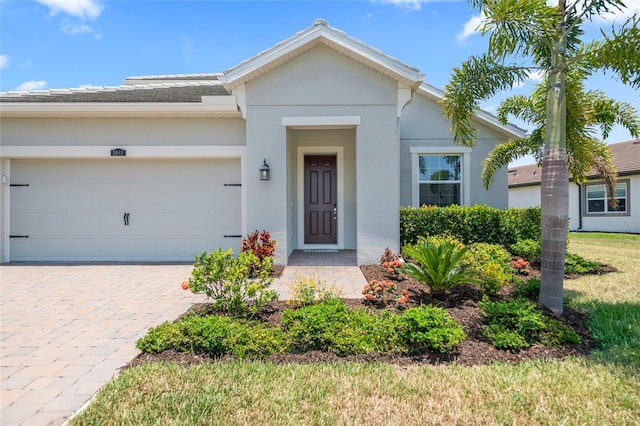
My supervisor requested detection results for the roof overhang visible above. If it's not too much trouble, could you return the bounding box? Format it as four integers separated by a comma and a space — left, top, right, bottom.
0, 97, 241, 118
417, 83, 527, 140
219, 19, 425, 91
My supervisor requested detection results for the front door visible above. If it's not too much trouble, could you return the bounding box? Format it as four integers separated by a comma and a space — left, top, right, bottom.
304, 155, 337, 244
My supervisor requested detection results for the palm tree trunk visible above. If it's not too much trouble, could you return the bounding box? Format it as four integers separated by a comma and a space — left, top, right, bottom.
539, 6, 568, 315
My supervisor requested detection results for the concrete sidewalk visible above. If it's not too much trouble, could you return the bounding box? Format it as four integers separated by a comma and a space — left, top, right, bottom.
1, 262, 366, 425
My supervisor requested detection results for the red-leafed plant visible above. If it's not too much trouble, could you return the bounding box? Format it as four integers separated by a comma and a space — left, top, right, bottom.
241, 230, 276, 262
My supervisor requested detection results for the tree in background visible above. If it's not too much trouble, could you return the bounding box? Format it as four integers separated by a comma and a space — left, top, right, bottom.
442, 0, 640, 314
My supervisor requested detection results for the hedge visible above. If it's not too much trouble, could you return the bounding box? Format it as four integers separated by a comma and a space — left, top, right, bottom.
400, 205, 541, 248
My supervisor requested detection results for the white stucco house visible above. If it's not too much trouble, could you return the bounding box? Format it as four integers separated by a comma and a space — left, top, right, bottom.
0, 19, 524, 264
509, 139, 640, 234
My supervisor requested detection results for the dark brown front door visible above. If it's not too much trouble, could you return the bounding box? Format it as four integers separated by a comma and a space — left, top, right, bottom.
304, 155, 337, 244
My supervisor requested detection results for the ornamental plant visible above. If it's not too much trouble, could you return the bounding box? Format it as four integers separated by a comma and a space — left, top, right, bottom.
287, 273, 344, 306
188, 248, 278, 318
361, 280, 410, 308
241, 230, 276, 262
380, 247, 404, 279
512, 258, 531, 275
399, 238, 478, 297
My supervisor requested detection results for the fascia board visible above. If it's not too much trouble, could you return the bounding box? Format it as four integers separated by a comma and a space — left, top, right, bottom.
0, 98, 240, 118
417, 84, 527, 140
221, 24, 424, 89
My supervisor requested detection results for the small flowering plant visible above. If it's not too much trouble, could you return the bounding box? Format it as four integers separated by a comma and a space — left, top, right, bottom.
380, 248, 404, 279
396, 289, 410, 308
511, 258, 530, 275
362, 280, 410, 308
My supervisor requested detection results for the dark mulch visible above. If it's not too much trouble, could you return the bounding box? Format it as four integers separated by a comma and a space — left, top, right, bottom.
127, 263, 608, 370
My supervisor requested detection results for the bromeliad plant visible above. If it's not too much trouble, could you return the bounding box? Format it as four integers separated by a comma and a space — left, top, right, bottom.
186, 248, 278, 318
399, 238, 478, 297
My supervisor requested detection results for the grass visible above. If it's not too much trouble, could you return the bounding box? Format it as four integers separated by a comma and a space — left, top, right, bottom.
71, 233, 640, 425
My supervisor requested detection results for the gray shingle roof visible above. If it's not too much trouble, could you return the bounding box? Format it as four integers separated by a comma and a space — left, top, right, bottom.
508, 139, 640, 187
0, 81, 228, 103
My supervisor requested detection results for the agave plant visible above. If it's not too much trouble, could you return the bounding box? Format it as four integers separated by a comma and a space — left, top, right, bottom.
400, 239, 478, 297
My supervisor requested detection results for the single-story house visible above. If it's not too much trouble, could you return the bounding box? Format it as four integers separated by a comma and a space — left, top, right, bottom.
0, 19, 524, 264
508, 139, 640, 234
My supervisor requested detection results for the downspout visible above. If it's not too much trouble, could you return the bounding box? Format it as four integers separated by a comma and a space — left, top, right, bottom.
576, 183, 582, 230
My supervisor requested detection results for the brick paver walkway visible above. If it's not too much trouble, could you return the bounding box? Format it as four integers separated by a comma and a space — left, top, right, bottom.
1, 261, 365, 425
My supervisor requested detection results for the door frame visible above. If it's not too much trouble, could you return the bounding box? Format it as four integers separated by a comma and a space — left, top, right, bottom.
297, 146, 344, 250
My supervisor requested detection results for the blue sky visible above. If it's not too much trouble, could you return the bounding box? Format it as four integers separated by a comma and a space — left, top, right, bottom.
1, 0, 638, 164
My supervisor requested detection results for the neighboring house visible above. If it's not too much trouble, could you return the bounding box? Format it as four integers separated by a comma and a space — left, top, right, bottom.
0, 19, 524, 264
508, 139, 640, 234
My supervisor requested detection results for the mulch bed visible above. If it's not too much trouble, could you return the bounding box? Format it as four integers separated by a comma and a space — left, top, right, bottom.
127, 263, 613, 369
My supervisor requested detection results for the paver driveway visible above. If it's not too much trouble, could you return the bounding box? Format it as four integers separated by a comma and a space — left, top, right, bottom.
1, 261, 366, 425
1, 264, 202, 426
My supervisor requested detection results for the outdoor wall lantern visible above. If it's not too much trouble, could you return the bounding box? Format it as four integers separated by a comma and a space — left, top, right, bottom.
260, 159, 271, 180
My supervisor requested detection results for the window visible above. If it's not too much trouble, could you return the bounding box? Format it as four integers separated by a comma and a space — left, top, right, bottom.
418, 155, 461, 207
410, 147, 471, 208
584, 180, 629, 215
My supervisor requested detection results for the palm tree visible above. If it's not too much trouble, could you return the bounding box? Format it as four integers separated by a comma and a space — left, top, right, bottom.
442, 0, 640, 314
482, 67, 639, 196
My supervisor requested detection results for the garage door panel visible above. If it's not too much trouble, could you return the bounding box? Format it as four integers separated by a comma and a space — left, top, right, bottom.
10, 159, 242, 261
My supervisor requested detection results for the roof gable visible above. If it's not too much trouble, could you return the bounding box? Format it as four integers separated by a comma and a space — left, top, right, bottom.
416, 83, 526, 140
219, 19, 425, 91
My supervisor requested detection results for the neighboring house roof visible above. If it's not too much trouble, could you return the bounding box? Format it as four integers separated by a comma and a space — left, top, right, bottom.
508, 138, 640, 187
219, 18, 425, 91
417, 83, 527, 140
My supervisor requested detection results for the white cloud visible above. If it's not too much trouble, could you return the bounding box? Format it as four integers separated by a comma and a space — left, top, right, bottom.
547, 0, 639, 22
36, 0, 103, 20
512, 80, 525, 89
595, 0, 640, 21
376, 0, 454, 11
378, 0, 424, 10
16, 80, 47, 91
527, 70, 545, 82
0, 54, 9, 69
457, 15, 484, 42
181, 36, 193, 53
61, 23, 94, 35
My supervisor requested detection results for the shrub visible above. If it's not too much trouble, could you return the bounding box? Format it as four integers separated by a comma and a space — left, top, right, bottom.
514, 278, 541, 299
511, 258, 531, 275
280, 299, 405, 355
287, 273, 344, 306
477, 262, 513, 295
565, 253, 601, 274
478, 297, 581, 350
241, 230, 276, 262
361, 280, 409, 308
465, 243, 515, 294
400, 205, 540, 248
398, 305, 467, 353
188, 248, 278, 318
225, 322, 291, 358
380, 247, 404, 279
136, 315, 290, 358
510, 239, 541, 263
400, 238, 478, 296
136, 315, 233, 355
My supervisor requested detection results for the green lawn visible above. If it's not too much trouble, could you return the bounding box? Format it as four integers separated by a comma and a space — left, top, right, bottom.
71, 233, 640, 425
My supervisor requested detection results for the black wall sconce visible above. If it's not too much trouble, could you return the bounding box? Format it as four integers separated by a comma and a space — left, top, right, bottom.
260, 159, 271, 180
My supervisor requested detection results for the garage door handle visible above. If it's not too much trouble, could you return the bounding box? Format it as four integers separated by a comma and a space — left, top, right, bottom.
123, 212, 130, 226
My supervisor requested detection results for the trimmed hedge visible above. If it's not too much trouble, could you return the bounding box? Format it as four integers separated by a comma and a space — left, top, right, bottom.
400, 205, 540, 248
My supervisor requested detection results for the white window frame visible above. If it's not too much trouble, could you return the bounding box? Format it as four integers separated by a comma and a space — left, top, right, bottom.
583, 180, 630, 216
410, 147, 471, 207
